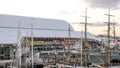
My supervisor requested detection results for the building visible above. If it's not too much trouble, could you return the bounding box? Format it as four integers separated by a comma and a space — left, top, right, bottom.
0, 14, 98, 48
0, 14, 100, 66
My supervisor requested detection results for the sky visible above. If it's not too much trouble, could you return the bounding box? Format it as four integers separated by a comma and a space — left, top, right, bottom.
0, 0, 120, 36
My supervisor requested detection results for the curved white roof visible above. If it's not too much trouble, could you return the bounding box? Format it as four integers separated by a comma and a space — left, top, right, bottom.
0, 14, 96, 43
0, 14, 74, 30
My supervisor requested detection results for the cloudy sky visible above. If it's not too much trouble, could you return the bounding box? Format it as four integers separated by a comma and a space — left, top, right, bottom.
0, 0, 120, 36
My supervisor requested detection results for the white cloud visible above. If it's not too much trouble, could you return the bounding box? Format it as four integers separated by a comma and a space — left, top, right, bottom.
0, 0, 120, 36
85, 0, 120, 9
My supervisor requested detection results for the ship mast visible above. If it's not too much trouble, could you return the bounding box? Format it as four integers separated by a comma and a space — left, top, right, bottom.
82, 8, 90, 66
104, 9, 114, 67
68, 23, 71, 60
73, 8, 90, 66
80, 30, 83, 66
31, 19, 34, 68
17, 22, 21, 67
25, 32, 28, 68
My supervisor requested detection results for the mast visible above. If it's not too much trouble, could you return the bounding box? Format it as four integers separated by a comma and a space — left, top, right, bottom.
74, 8, 91, 66
68, 23, 71, 48
17, 22, 21, 67
84, 8, 88, 67
80, 30, 83, 66
107, 9, 111, 67
104, 9, 114, 67
68, 23, 71, 59
25, 32, 28, 68
31, 19, 34, 68
82, 8, 89, 66
85, 8, 87, 40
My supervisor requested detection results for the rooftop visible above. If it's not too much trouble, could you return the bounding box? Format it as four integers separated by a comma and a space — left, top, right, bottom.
0, 14, 96, 43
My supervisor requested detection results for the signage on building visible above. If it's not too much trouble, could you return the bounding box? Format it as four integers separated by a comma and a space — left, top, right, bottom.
23, 40, 60, 45
22, 39, 76, 46
60, 40, 76, 45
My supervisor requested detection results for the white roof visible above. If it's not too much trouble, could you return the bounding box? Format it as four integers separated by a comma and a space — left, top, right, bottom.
30, 30, 96, 39
0, 14, 74, 30
0, 14, 96, 43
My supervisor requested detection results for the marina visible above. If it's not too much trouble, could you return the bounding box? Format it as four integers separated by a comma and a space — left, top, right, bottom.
0, 0, 120, 67
0, 13, 120, 68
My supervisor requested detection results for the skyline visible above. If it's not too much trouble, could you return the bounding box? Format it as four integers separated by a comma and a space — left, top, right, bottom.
0, 0, 120, 36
